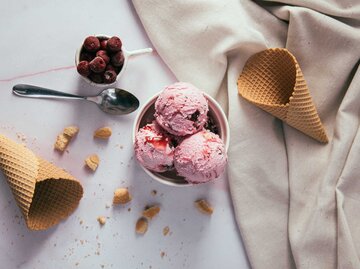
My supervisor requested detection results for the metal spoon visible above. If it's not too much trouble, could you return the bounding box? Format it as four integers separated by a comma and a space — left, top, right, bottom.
12, 84, 140, 115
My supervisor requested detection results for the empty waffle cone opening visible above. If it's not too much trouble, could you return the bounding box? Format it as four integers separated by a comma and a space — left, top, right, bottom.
237, 48, 328, 143
239, 49, 297, 107
0, 135, 83, 230
27, 178, 83, 230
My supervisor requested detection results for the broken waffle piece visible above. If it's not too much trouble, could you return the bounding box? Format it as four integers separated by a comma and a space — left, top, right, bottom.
54, 126, 79, 152
85, 154, 100, 171
97, 216, 106, 225
113, 188, 132, 205
63, 126, 79, 137
135, 217, 148, 234
142, 205, 160, 220
195, 199, 213, 215
94, 127, 112, 139
54, 134, 69, 152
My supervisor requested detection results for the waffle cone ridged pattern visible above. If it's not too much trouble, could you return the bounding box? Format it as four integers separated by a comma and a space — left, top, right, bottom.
237, 48, 328, 143
0, 135, 83, 230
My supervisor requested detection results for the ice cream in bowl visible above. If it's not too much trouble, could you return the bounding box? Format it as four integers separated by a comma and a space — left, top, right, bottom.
132, 82, 229, 187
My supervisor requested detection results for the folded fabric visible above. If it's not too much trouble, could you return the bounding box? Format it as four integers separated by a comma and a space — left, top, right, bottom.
132, 0, 360, 268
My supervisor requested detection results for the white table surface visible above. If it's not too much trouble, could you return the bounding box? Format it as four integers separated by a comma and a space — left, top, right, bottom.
0, 1, 250, 268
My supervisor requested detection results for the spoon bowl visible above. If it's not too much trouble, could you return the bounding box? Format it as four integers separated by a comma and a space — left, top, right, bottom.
98, 88, 139, 115
13, 84, 140, 115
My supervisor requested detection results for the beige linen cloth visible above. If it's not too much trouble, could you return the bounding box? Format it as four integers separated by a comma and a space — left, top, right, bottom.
132, 1, 360, 268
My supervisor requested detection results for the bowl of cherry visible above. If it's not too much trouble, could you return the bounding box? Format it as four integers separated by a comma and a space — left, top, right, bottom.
75, 35, 153, 86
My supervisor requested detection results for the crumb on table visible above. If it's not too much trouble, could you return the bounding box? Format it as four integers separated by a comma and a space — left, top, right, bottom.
85, 154, 100, 171
54, 126, 79, 152
97, 216, 106, 225
194, 199, 213, 215
54, 134, 68, 152
63, 126, 79, 137
135, 217, 148, 235
94, 127, 112, 139
113, 188, 132, 205
163, 226, 170, 236
151, 190, 157, 196
142, 205, 160, 220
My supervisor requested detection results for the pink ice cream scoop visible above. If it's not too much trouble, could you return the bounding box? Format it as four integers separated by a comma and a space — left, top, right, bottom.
174, 130, 227, 183
154, 82, 209, 136
134, 122, 175, 172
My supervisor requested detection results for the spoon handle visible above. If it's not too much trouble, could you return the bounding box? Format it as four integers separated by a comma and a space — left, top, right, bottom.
13, 84, 85, 100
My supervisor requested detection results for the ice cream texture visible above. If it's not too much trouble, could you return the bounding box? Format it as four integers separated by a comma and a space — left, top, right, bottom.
134, 122, 175, 172
155, 82, 209, 136
174, 130, 227, 183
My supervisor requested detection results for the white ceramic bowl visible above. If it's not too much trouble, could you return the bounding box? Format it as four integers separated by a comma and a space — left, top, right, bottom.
132, 92, 230, 187
75, 34, 153, 86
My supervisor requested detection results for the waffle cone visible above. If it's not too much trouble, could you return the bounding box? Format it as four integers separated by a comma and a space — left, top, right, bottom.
0, 135, 83, 230
237, 48, 328, 143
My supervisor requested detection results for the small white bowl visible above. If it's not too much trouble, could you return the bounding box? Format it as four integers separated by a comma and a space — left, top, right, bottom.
132, 92, 230, 187
75, 34, 153, 86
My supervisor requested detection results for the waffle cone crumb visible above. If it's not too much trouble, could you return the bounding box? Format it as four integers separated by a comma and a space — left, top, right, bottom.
113, 188, 132, 205
163, 226, 170, 236
135, 217, 148, 234
94, 127, 112, 139
97, 216, 106, 225
195, 199, 213, 215
63, 126, 79, 137
142, 205, 160, 220
54, 134, 69, 152
54, 126, 79, 152
85, 154, 100, 171
151, 190, 157, 196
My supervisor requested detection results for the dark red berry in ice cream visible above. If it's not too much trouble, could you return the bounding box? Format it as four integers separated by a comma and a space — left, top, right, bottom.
100, 39, 108, 50
77, 61, 90, 76
103, 70, 117, 84
111, 51, 125, 67
107, 36, 122, 52
89, 57, 106, 73
89, 73, 103, 84
204, 116, 219, 135
80, 51, 95, 62
96, 50, 110, 64
83, 36, 100, 52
